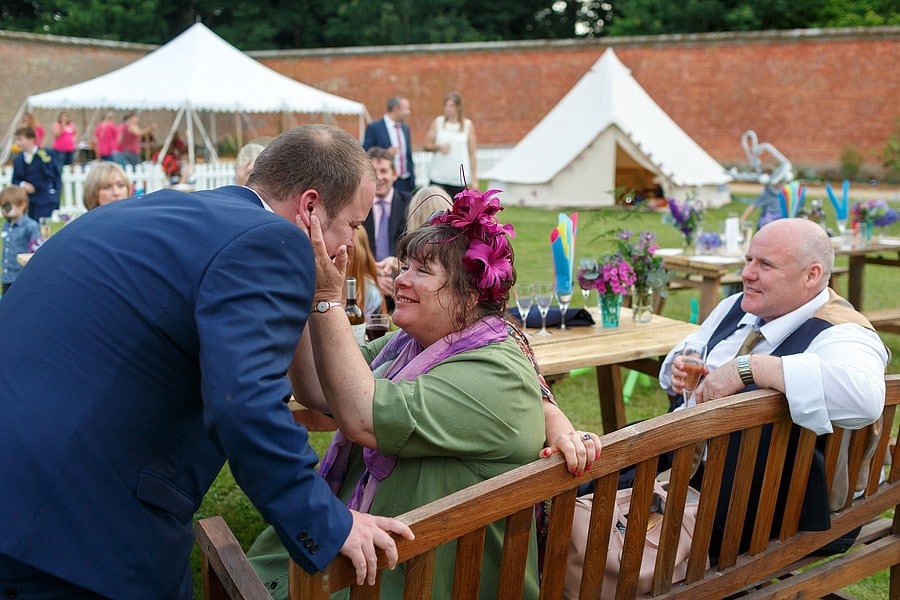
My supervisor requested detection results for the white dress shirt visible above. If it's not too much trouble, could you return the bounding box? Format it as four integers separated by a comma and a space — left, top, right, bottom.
660, 289, 888, 435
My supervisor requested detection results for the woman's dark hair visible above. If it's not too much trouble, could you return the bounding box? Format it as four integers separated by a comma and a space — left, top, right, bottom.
396, 223, 515, 329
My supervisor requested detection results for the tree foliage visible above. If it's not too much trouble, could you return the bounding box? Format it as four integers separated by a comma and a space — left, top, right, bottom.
1, 0, 896, 49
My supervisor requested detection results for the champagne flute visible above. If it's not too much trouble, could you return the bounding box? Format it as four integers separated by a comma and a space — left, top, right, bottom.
535, 282, 554, 337
514, 283, 535, 334
556, 281, 573, 330
681, 341, 707, 407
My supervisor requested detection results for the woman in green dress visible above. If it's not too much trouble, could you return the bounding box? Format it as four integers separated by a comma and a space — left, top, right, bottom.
249, 188, 600, 598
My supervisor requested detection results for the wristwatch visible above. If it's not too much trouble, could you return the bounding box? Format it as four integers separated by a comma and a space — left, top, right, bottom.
313, 300, 342, 313
736, 354, 755, 386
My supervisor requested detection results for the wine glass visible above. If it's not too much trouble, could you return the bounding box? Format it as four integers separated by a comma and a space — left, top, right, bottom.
556, 282, 573, 330
514, 283, 535, 334
681, 341, 707, 407
534, 282, 555, 337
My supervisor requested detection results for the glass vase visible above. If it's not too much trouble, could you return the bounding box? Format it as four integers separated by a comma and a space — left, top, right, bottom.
631, 285, 653, 324
600, 294, 623, 328
683, 228, 700, 256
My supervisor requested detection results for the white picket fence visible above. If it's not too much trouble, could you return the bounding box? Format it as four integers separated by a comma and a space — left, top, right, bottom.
0, 148, 510, 218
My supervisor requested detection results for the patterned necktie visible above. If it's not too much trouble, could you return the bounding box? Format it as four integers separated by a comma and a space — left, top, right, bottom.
736, 326, 765, 356
394, 122, 406, 178
375, 199, 390, 260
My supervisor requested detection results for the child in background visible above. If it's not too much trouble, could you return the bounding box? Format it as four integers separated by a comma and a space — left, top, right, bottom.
1, 186, 43, 295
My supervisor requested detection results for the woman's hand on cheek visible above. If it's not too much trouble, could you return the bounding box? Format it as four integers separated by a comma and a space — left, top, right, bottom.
308, 214, 347, 301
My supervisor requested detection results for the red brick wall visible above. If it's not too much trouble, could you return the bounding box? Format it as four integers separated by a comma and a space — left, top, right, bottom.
2, 27, 898, 175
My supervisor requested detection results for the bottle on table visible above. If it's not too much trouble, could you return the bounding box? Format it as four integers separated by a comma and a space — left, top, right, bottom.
345, 277, 366, 344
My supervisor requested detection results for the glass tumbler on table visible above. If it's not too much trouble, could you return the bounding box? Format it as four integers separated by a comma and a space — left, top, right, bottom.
365, 314, 391, 341
534, 282, 555, 337
681, 341, 707, 406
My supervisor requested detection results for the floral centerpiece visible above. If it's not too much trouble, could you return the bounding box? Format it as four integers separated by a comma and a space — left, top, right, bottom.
852, 199, 898, 242
852, 199, 898, 227
666, 196, 705, 253
614, 229, 669, 322
576, 253, 636, 327
697, 232, 723, 254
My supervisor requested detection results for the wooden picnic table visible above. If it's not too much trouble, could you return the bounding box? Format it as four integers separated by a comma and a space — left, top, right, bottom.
661, 237, 900, 321
528, 306, 698, 433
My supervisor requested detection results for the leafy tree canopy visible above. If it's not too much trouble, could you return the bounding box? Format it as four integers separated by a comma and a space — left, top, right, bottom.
1, 0, 896, 49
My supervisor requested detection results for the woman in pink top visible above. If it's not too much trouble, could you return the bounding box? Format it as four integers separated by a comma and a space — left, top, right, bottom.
115, 112, 155, 167
93, 112, 121, 161
51, 111, 78, 167
21, 113, 45, 147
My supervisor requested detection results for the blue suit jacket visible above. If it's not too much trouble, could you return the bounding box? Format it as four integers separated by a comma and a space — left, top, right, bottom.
12, 148, 60, 219
363, 117, 415, 182
0, 186, 351, 598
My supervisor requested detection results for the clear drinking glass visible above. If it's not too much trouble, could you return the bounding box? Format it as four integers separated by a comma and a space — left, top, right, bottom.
681, 341, 707, 406
556, 282, 573, 330
535, 282, 555, 337
514, 283, 535, 334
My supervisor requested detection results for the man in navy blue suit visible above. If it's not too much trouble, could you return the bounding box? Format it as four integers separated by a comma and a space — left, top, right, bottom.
363, 96, 415, 195
11, 126, 60, 220
0, 124, 413, 599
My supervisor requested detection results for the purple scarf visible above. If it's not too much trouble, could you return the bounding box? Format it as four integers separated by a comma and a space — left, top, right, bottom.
317, 316, 508, 512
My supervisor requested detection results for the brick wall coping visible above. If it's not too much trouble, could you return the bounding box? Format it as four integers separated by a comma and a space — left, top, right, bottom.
1, 25, 896, 57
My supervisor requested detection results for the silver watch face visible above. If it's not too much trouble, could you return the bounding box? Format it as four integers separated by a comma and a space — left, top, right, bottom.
315, 301, 337, 313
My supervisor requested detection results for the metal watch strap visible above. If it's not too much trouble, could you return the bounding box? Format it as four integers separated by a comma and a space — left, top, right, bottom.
736, 354, 754, 386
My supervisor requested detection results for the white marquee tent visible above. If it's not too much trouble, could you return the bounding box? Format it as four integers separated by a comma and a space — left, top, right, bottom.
485, 48, 731, 208
1, 23, 369, 165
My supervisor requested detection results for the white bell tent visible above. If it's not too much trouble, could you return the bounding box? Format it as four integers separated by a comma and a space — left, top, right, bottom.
485, 48, 731, 208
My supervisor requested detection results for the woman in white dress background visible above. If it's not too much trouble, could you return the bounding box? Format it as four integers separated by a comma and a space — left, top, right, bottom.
424, 91, 478, 198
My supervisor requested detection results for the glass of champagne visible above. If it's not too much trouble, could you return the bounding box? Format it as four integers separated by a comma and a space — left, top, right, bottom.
535, 282, 555, 337
556, 281, 573, 330
39, 217, 52, 239
681, 341, 707, 406
514, 283, 535, 334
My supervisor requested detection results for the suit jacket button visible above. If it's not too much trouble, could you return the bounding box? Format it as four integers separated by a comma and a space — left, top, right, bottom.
310, 544, 319, 554
297, 530, 308, 542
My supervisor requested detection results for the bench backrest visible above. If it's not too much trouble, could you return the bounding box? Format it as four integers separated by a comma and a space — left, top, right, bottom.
283, 375, 899, 599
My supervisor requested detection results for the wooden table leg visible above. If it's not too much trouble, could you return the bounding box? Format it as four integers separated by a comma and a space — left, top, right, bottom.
596, 365, 625, 433
848, 255, 866, 310
698, 276, 721, 323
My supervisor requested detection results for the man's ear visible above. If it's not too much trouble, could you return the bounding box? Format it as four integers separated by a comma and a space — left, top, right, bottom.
294, 189, 320, 229
807, 262, 824, 287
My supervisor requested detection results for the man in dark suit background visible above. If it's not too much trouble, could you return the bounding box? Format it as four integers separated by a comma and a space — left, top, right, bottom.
11, 126, 60, 220
363, 147, 410, 262
363, 96, 415, 195
0, 124, 412, 599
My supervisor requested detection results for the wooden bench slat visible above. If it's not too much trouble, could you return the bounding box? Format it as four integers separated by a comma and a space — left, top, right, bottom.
403, 552, 434, 600
777, 428, 818, 541
536, 489, 576, 600
496, 507, 533, 598
451, 528, 485, 599
719, 425, 763, 568
575, 473, 618, 599
749, 418, 791, 556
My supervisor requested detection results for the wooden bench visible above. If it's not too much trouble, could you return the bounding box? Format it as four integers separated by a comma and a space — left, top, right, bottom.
195, 375, 900, 599
865, 308, 900, 335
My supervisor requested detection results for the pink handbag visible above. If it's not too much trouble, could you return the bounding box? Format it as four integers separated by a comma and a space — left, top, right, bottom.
564, 481, 703, 599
